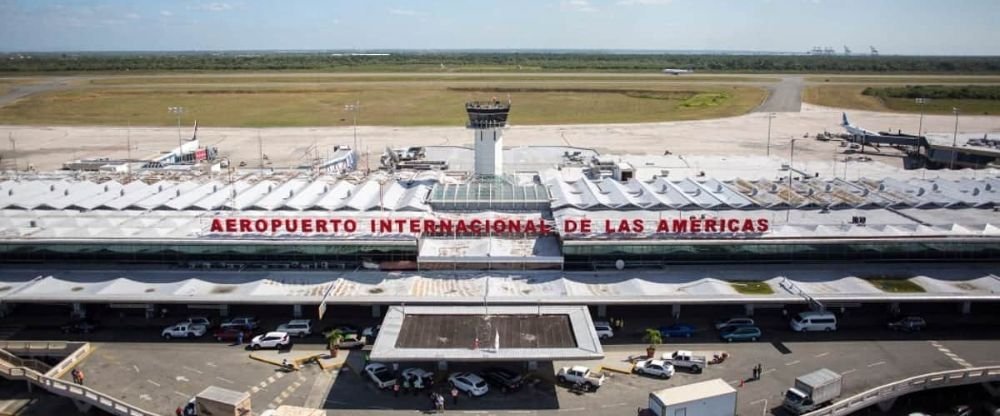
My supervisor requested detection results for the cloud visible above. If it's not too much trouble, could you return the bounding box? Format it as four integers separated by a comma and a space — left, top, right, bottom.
124, 12, 140, 19
160, 10, 173, 17
190, 2, 234, 12
561, 0, 598, 12
388, 8, 426, 16
616, 0, 671, 5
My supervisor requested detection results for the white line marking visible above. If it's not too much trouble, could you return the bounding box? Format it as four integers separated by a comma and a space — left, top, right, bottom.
182, 366, 204, 375
251, 386, 260, 393
216, 376, 234, 384
727, 379, 740, 385
205, 362, 217, 367
259, 381, 267, 388
559, 408, 585, 412
146, 379, 161, 387
868, 361, 886, 368
132, 365, 140, 373
174, 391, 188, 398
814, 352, 829, 358
785, 360, 801, 366
763, 368, 776, 374
267, 376, 276, 383
750, 399, 765, 405
842, 368, 857, 375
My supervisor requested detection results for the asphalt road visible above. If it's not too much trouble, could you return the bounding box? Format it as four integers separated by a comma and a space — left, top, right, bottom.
0, 77, 79, 108
755, 76, 804, 113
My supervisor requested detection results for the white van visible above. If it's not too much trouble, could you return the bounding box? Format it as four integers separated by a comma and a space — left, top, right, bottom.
790, 311, 837, 332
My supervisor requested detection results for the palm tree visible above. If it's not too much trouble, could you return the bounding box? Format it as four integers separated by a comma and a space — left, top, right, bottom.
642, 328, 663, 358
325, 329, 344, 358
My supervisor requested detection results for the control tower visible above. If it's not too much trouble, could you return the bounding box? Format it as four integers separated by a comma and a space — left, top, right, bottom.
466, 99, 510, 177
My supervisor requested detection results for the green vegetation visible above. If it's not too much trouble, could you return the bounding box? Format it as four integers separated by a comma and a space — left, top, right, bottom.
2, 52, 999, 73
862, 85, 1000, 100
642, 328, 663, 347
865, 277, 926, 293
807, 75, 1000, 83
0, 80, 767, 127
804, 84, 1000, 115
729, 281, 775, 295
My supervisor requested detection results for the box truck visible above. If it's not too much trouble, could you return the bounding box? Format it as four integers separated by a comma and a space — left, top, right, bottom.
644, 378, 737, 416
783, 368, 843, 414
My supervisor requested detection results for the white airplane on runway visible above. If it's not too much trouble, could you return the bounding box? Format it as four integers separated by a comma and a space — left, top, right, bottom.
662, 68, 693, 75
841, 113, 879, 137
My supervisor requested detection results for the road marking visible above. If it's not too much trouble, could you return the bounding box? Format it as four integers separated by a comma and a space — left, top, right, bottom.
558, 408, 585, 412
132, 365, 140, 373
814, 352, 829, 358
930, 341, 973, 368
146, 379, 161, 387
274, 397, 284, 405
183, 366, 204, 375
785, 360, 800, 366
205, 362, 217, 367
138, 393, 151, 401
509, 412, 532, 414
750, 399, 766, 405
267, 376, 276, 383
251, 386, 260, 393
867, 361, 886, 368
842, 368, 857, 375
727, 379, 740, 385
176, 375, 189, 383
216, 376, 234, 384
763, 368, 776, 374
174, 391, 188, 398
259, 381, 267, 388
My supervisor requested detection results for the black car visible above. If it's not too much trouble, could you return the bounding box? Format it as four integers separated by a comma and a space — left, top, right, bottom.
60, 319, 98, 334
482, 367, 524, 392
887, 316, 926, 332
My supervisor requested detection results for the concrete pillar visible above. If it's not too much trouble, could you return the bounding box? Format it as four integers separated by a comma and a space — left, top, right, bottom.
888, 302, 901, 315
877, 397, 897, 413
437, 361, 448, 372
144, 304, 156, 320
744, 304, 755, 317
372, 305, 382, 318
527, 361, 539, 371
596, 305, 607, 318
293, 304, 303, 318
220, 304, 230, 318
961, 301, 972, 315
71, 303, 85, 319
671, 304, 681, 320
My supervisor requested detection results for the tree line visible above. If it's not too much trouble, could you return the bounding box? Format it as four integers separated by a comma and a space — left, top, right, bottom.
2, 52, 1000, 73
862, 85, 1000, 100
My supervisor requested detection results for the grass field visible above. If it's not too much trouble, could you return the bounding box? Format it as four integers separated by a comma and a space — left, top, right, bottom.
802, 84, 1000, 115
86, 73, 779, 85
806, 75, 1000, 84
730, 281, 774, 295
865, 278, 926, 293
0, 77, 767, 127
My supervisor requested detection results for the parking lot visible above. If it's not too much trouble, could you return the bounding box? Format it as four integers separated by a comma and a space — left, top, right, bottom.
0, 302, 998, 415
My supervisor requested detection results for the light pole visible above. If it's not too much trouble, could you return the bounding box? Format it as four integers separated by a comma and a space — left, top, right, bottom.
345, 100, 360, 151
766, 112, 776, 156
915, 97, 929, 138
950, 107, 960, 169
7, 133, 16, 173
786, 138, 798, 223
167, 106, 185, 162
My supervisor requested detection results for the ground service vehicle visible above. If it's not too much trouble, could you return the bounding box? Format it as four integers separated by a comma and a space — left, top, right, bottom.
783, 368, 843, 414
448, 372, 489, 397
162, 323, 207, 339
556, 366, 606, 390
662, 350, 707, 373
790, 311, 837, 332
364, 363, 396, 389
193, 386, 251, 416
633, 359, 675, 379
250, 331, 291, 350
645, 378, 737, 416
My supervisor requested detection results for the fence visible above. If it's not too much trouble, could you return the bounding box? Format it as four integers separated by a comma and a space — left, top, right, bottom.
803, 366, 1000, 416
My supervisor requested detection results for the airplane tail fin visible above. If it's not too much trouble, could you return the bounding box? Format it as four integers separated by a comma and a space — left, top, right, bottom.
841, 113, 849, 126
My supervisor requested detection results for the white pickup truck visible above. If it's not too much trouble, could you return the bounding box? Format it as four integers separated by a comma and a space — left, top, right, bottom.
162, 323, 207, 339
662, 350, 707, 373
556, 366, 606, 391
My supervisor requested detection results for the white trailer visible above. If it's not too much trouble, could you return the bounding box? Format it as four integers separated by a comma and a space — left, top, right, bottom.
646, 378, 737, 416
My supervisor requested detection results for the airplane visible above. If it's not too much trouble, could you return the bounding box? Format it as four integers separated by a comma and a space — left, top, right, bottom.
841, 113, 879, 138
662, 68, 693, 75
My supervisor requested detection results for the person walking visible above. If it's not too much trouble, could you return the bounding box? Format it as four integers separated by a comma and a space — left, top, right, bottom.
71, 368, 81, 384
451, 387, 459, 405
393, 382, 400, 397
756, 363, 763, 380
436, 393, 445, 413
237, 331, 244, 345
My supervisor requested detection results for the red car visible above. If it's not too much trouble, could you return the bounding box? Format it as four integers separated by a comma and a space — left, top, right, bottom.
213, 327, 253, 342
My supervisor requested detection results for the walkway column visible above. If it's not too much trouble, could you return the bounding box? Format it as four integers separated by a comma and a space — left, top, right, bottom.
71, 303, 85, 319
293, 304, 303, 319
596, 305, 607, 319
372, 305, 382, 318
888, 302, 901, 315
219, 304, 230, 318
960, 301, 972, 315
144, 304, 155, 320
437, 361, 448, 372
527, 361, 539, 371
744, 304, 755, 317
671, 304, 681, 320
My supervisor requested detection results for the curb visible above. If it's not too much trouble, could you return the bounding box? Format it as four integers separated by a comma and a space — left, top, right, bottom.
249, 352, 326, 371
599, 363, 634, 375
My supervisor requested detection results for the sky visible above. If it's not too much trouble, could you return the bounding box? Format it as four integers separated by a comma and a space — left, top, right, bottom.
0, 0, 998, 55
